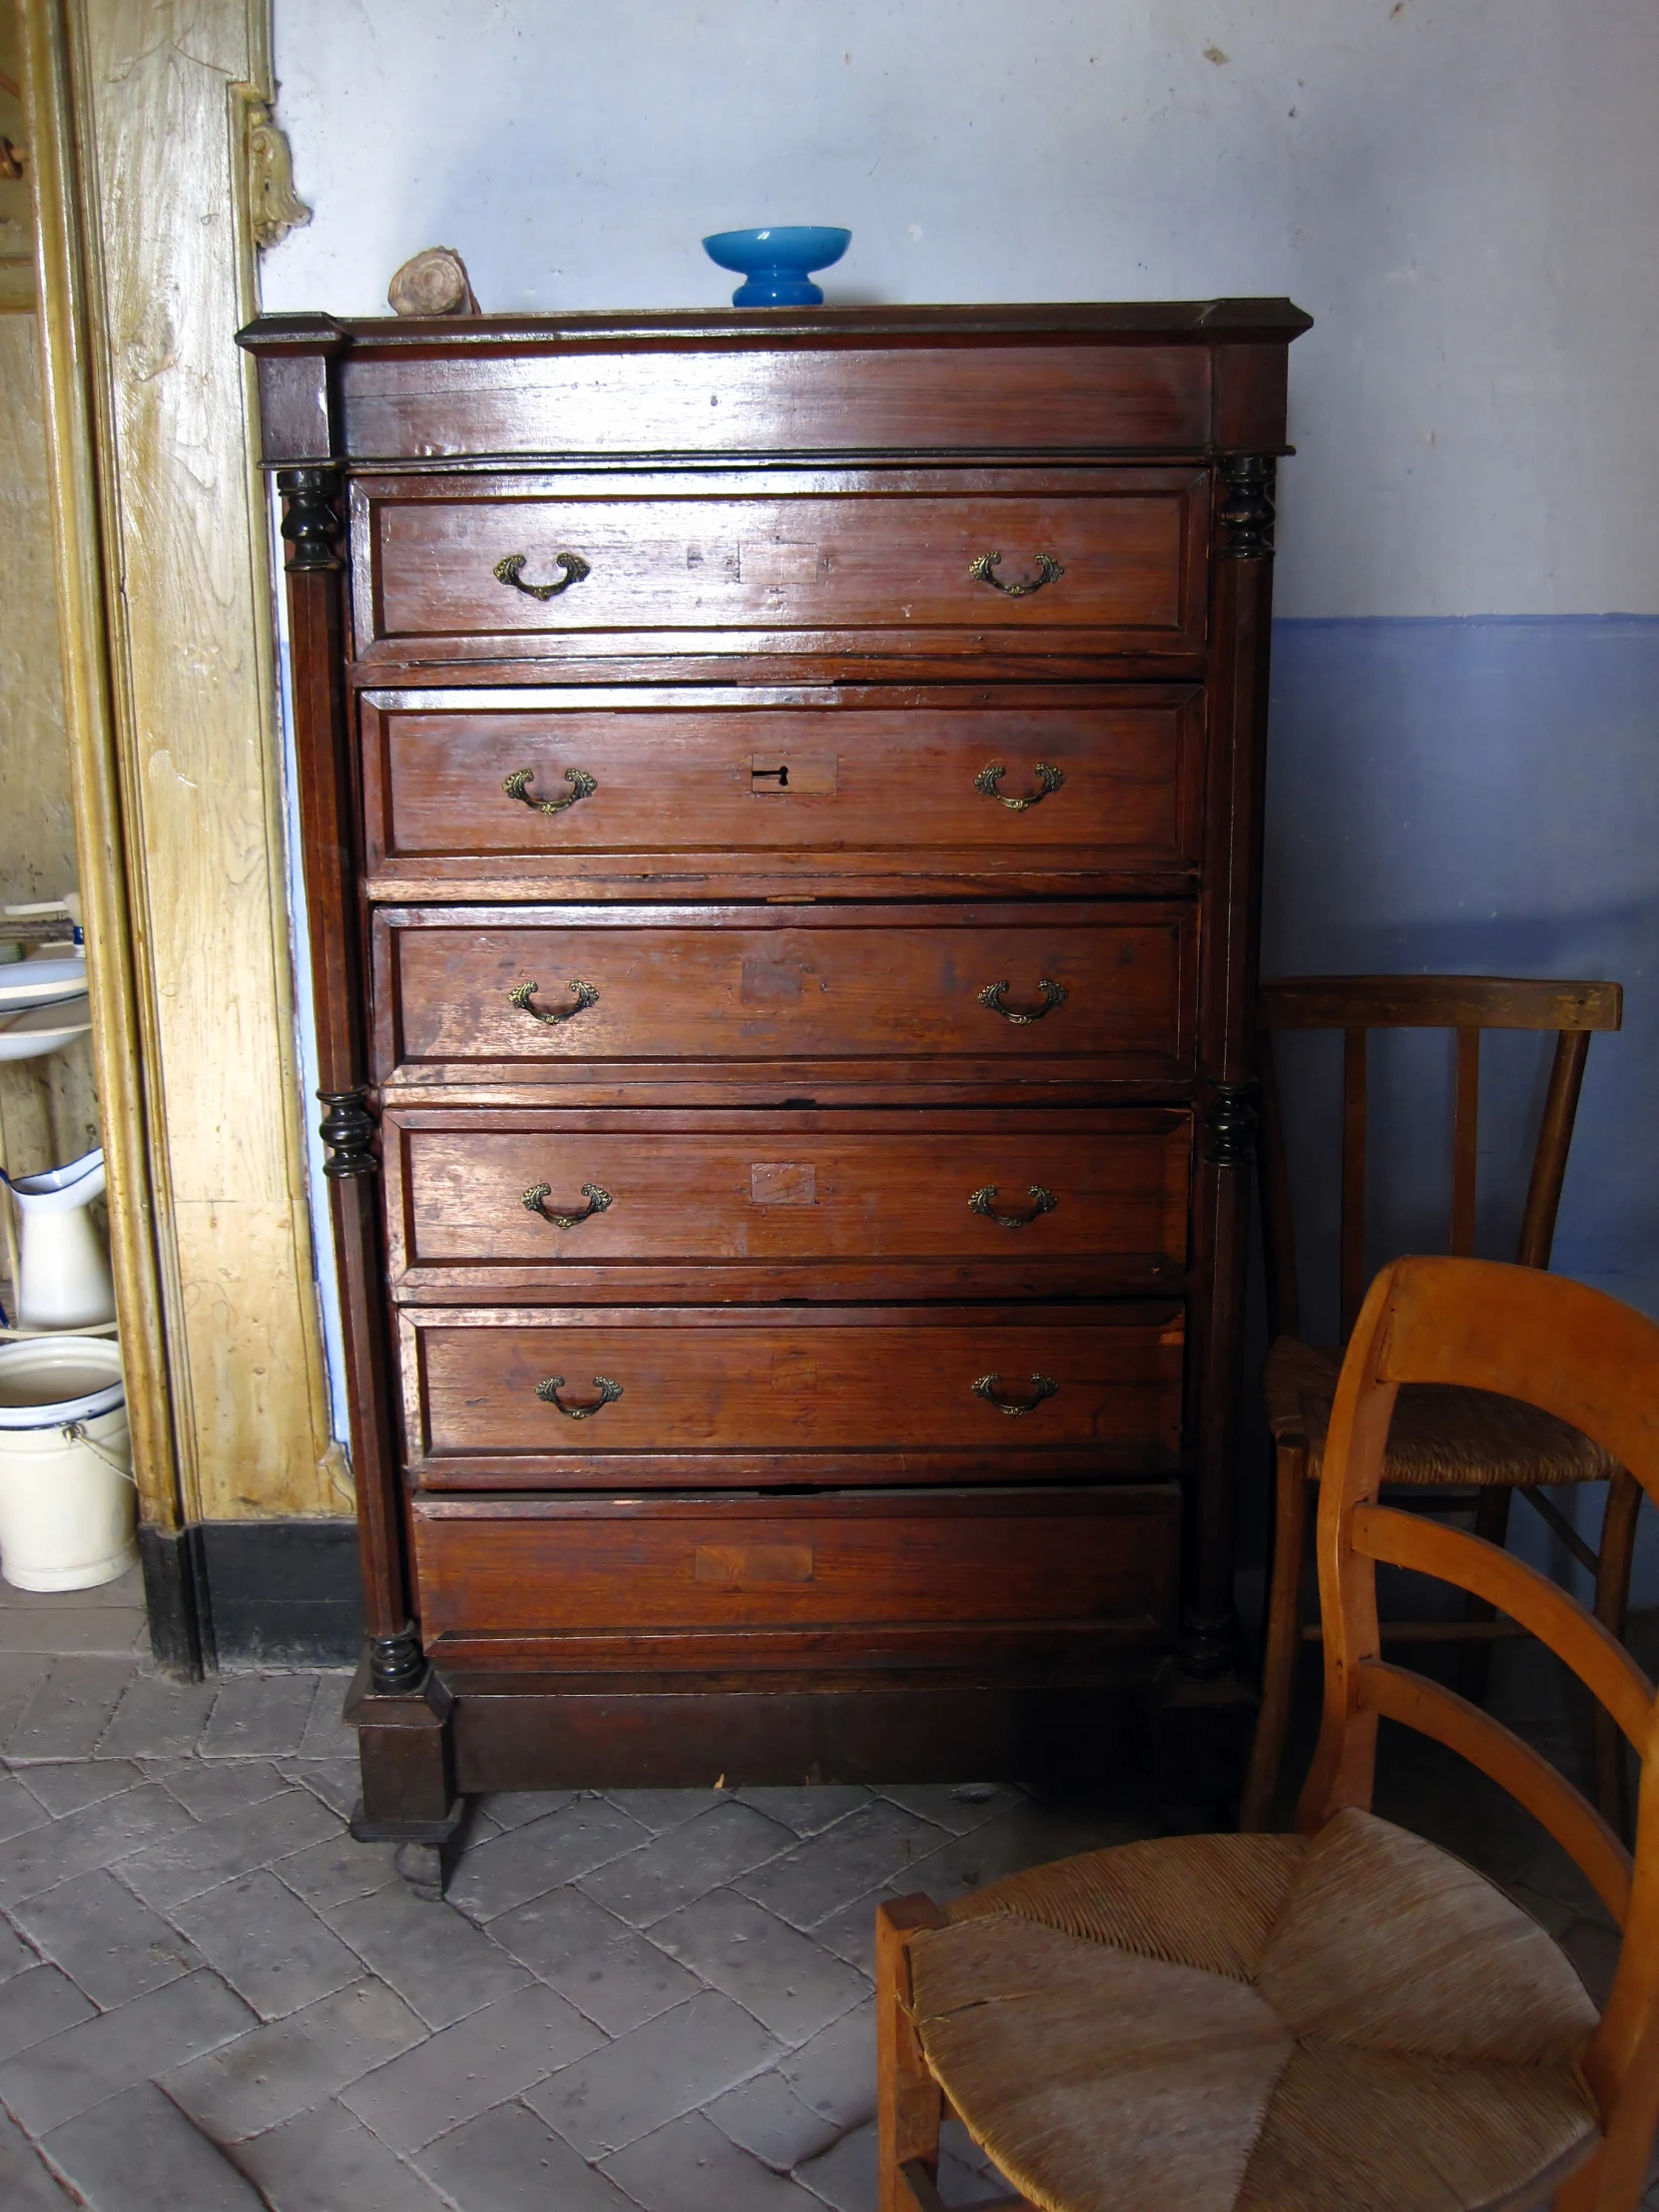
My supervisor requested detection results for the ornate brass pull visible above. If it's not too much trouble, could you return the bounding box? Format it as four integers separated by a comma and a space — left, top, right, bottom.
971, 1372, 1059, 1416
508, 978, 600, 1026
969, 1184, 1058, 1230
968, 551, 1064, 599
504, 767, 598, 816
536, 1374, 623, 1420
494, 551, 592, 600
974, 762, 1065, 813
523, 1182, 613, 1229
978, 978, 1067, 1025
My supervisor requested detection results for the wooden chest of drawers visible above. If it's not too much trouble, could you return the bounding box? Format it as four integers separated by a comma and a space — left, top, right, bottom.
242, 300, 1309, 1862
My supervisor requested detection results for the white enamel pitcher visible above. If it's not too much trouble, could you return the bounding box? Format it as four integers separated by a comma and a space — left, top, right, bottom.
1, 1146, 116, 1329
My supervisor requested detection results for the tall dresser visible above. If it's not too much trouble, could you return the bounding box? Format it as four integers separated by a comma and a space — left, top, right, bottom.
242, 300, 1310, 1884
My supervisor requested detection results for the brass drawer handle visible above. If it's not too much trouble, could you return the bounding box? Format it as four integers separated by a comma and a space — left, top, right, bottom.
523, 1182, 613, 1229
969, 1183, 1057, 1229
971, 1372, 1058, 1416
536, 1374, 623, 1420
509, 978, 600, 1026
968, 550, 1064, 599
494, 550, 592, 600
979, 978, 1067, 1025
504, 767, 598, 816
974, 762, 1064, 813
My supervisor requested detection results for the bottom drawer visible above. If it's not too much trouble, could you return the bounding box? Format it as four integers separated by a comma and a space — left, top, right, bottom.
412, 1485, 1180, 1656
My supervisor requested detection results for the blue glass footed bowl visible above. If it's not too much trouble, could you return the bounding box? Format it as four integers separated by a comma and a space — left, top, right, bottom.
702, 227, 851, 307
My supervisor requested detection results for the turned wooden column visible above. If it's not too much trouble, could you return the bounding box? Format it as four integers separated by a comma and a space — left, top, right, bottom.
1182, 451, 1278, 1679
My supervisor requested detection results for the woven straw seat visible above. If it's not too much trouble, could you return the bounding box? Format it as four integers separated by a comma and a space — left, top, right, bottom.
1263, 1336, 1620, 1488
908, 1808, 1599, 2212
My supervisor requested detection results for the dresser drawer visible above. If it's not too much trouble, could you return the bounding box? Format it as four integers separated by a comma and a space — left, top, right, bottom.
399, 1304, 1185, 1488
372, 901, 1197, 1092
350, 470, 1208, 664
412, 1485, 1182, 1646
360, 685, 1204, 894
382, 1106, 1190, 1301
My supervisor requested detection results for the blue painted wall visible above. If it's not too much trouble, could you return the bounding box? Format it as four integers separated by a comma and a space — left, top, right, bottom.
1255, 614, 1659, 1595
1264, 615, 1659, 1317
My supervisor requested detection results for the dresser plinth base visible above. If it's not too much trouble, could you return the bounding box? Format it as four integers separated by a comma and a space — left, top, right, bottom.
438, 1668, 1156, 1797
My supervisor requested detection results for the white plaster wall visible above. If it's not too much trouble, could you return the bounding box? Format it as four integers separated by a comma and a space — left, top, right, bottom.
261, 0, 1659, 620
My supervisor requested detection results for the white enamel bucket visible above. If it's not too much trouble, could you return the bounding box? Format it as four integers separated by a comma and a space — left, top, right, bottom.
0, 1337, 135, 1590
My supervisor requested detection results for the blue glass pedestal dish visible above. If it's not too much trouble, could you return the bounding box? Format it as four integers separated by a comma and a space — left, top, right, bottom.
702, 227, 851, 307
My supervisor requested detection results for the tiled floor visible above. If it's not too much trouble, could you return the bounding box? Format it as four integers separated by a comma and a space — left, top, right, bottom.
0, 1571, 1648, 2211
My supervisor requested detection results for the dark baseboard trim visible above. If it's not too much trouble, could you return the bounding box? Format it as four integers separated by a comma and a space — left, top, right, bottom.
139, 1518, 362, 1676
137, 1523, 207, 1681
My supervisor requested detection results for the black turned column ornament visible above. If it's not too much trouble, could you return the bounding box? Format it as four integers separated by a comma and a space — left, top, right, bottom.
277, 464, 343, 572
317, 1088, 378, 1180
1178, 1608, 1236, 1681
1204, 1082, 1259, 1168
1217, 453, 1277, 560
368, 1624, 426, 1695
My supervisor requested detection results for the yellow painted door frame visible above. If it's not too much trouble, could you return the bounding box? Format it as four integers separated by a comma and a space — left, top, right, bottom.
20, 0, 338, 1666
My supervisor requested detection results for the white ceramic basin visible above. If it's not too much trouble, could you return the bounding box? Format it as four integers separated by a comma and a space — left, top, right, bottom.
0, 954, 88, 1011
0, 997, 92, 1062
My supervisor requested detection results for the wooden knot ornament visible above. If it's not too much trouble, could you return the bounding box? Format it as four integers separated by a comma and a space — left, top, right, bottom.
386, 246, 479, 316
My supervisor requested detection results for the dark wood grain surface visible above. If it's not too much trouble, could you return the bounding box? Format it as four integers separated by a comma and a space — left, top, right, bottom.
359, 686, 1204, 886
341, 343, 1214, 461
399, 1302, 1185, 1486
412, 1483, 1182, 1639
244, 299, 1307, 1806
349, 468, 1208, 664
386, 1111, 1189, 1272
373, 901, 1195, 1083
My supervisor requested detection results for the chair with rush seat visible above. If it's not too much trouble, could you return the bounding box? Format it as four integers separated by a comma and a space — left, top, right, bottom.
1241, 973, 1632, 1835
876, 1256, 1659, 2212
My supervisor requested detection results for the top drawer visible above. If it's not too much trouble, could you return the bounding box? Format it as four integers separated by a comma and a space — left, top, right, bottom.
348, 469, 1209, 666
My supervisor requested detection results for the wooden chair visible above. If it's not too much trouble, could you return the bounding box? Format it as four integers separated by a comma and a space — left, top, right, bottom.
1242, 974, 1633, 1835
877, 1256, 1659, 2212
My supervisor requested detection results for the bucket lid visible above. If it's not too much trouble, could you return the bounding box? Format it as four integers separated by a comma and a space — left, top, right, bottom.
0, 1337, 125, 1428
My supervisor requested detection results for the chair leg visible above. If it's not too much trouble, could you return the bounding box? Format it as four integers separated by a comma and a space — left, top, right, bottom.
1593, 1468, 1643, 1838
1458, 1487, 1514, 1704
1241, 1440, 1310, 1833
877, 1897, 946, 2212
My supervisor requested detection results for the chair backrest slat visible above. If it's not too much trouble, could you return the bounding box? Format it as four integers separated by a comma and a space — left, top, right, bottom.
1340, 1028, 1369, 1341
1355, 1660, 1634, 1924
1258, 974, 1622, 1346
1299, 1255, 1659, 2207
1355, 1503, 1655, 1749
1257, 1034, 1301, 1342
1260, 975, 1622, 1032
1450, 1027, 1480, 1257
1518, 1027, 1593, 1269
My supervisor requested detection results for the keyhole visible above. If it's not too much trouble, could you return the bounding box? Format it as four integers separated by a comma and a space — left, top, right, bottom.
776, 765, 790, 787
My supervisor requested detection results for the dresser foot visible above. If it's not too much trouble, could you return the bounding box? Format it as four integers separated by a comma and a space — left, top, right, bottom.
343, 1647, 459, 1882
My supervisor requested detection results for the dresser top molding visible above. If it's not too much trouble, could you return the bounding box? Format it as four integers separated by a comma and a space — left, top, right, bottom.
238, 299, 1312, 469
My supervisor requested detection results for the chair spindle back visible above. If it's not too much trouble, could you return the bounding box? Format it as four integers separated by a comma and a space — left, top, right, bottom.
1258, 975, 1622, 1344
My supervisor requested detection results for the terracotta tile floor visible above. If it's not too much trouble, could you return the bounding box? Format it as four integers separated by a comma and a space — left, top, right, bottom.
0, 1567, 1649, 2211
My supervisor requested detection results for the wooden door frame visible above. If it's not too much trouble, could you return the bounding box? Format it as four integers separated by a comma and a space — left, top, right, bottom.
20, 0, 336, 1673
